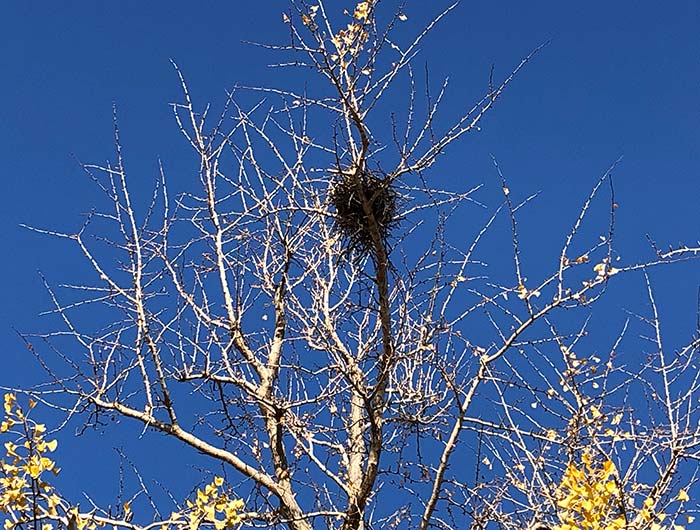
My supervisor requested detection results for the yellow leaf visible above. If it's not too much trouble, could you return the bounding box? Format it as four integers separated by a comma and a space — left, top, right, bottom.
398, 13, 408, 21
46, 439, 58, 452
4, 394, 16, 415
4, 442, 18, 457
604, 480, 618, 494
354, 1, 370, 21
602, 459, 616, 475
214, 476, 224, 487
516, 284, 528, 299
48, 493, 61, 508
609, 516, 626, 530
28, 464, 42, 478
676, 489, 690, 502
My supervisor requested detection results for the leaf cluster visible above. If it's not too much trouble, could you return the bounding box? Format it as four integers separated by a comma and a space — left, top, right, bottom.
0, 395, 244, 530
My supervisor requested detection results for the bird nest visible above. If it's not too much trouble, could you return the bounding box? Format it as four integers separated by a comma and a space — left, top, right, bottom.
329, 169, 400, 260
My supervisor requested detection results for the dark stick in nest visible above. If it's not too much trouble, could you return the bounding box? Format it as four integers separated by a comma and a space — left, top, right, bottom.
329, 169, 400, 261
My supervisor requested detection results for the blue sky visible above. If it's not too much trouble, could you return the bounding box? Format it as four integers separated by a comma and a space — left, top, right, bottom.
1, 0, 699, 519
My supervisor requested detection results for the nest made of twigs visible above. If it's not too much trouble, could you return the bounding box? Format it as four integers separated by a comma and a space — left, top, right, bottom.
329, 169, 400, 260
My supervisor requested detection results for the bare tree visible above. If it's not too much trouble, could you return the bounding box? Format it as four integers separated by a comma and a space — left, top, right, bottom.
5, 2, 700, 530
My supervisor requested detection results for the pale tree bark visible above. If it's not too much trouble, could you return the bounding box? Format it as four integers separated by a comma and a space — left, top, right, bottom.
13, 3, 700, 530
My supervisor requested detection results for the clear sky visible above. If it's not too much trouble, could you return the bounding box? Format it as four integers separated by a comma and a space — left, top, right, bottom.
1, 0, 699, 516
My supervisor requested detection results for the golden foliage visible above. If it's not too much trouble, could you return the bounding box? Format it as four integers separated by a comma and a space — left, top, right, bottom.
0, 393, 74, 530
552, 449, 689, 530
0, 394, 244, 530
180, 477, 244, 530
328, 1, 372, 71
553, 451, 623, 530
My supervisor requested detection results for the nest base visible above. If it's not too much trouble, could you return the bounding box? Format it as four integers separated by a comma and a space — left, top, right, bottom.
329, 170, 399, 260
